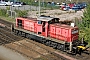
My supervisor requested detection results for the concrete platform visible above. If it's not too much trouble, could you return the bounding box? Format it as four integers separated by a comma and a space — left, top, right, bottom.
0, 46, 28, 60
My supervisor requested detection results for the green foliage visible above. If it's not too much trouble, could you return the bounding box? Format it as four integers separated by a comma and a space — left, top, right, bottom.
82, 5, 90, 28
79, 28, 90, 46
19, 0, 90, 4
15, 10, 28, 17
0, 9, 8, 17
79, 4, 90, 45
6, 6, 10, 10
19, 0, 34, 5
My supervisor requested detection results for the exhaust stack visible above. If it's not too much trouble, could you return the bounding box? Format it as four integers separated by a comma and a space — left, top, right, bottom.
71, 23, 75, 27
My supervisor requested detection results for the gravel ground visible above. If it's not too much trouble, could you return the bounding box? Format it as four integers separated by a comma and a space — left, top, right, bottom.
28, 9, 83, 21
0, 46, 28, 60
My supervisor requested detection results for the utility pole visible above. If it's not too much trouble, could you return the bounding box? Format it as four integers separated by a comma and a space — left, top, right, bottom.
39, 0, 40, 17
10, 5, 12, 18
43, 0, 44, 7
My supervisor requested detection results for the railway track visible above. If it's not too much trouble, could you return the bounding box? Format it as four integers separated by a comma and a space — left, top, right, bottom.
0, 18, 13, 27
1, 18, 89, 60
0, 26, 68, 60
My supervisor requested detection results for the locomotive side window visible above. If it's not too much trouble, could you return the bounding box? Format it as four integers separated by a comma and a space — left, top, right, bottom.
17, 19, 22, 27
38, 21, 42, 24
54, 18, 59, 23
48, 18, 59, 24
48, 20, 52, 24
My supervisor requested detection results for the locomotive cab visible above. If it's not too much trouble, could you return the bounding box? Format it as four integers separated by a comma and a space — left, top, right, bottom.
37, 16, 59, 37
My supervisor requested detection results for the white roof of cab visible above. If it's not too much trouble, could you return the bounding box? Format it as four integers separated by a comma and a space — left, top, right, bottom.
37, 16, 54, 22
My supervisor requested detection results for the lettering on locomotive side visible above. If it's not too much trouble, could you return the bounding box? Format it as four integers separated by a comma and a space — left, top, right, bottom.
72, 30, 78, 34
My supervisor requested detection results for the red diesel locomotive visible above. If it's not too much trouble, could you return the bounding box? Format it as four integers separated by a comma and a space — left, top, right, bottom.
12, 16, 88, 54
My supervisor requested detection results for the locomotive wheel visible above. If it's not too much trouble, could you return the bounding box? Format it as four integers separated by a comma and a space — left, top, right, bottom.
15, 30, 19, 35
45, 41, 51, 46
18, 31, 22, 36
71, 47, 77, 55
57, 44, 64, 51
21, 32, 25, 37
25, 33, 29, 38
57, 44, 61, 50
25, 33, 31, 39
41, 39, 46, 44
52, 42, 57, 49
78, 48, 82, 55
60, 45, 64, 51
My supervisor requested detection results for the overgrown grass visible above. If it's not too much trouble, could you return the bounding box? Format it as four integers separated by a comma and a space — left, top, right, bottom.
0, 16, 15, 23
20, 0, 90, 4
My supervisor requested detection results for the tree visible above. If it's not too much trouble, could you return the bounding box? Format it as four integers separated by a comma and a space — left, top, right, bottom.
82, 5, 90, 28
0, 9, 8, 17
79, 4, 90, 46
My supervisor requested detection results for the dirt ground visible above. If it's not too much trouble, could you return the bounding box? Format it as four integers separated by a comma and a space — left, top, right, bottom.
0, 46, 28, 60
28, 9, 84, 21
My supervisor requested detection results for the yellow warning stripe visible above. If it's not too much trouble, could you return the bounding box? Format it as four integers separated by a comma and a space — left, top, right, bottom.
77, 46, 86, 50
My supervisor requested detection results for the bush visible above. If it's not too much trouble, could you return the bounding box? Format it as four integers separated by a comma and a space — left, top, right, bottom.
0, 9, 8, 17
15, 10, 28, 17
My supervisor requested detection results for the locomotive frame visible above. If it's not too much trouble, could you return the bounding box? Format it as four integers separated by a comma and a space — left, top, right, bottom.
12, 16, 88, 55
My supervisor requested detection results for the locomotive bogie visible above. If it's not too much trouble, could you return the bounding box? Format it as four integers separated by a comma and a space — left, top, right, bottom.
13, 28, 66, 51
